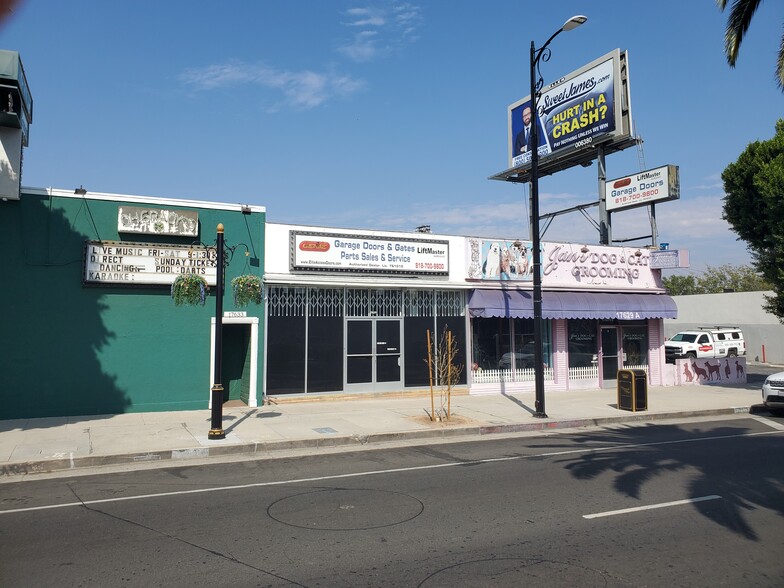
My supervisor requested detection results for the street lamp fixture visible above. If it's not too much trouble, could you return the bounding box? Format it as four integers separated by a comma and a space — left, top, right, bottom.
529, 15, 587, 418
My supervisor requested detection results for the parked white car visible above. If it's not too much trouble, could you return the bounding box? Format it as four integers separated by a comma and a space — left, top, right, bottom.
761, 371, 784, 416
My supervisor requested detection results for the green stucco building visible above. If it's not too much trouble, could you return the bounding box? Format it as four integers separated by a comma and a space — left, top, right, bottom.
1, 188, 265, 419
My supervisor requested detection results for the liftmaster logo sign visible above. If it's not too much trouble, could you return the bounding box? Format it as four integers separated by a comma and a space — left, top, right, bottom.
291, 231, 449, 275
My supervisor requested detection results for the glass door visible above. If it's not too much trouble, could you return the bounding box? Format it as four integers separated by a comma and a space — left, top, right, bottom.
347, 320, 373, 385
601, 326, 620, 388
375, 319, 401, 383
346, 319, 402, 391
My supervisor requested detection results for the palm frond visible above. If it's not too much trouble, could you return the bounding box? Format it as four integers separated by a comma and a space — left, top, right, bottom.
778, 28, 784, 90
719, 0, 763, 66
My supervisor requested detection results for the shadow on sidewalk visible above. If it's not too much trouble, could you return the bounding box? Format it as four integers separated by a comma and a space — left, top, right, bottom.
501, 391, 535, 416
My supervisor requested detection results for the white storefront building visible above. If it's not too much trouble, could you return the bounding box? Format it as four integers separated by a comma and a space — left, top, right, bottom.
262, 222, 676, 399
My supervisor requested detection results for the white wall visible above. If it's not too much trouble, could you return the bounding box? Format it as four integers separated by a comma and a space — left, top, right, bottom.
664, 291, 784, 364
0, 127, 22, 200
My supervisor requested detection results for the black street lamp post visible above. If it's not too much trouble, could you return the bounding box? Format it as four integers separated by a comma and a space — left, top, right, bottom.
529, 15, 587, 418
208, 223, 226, 440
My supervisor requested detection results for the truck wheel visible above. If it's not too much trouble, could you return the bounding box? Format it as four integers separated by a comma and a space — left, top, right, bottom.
728, 349, 737, 357
686, 352, 696, 359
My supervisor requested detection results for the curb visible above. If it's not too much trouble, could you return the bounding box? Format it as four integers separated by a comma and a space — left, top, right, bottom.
0, 406, 755, 478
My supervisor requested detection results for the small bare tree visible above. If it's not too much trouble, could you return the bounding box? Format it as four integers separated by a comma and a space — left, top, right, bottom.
425, 326, 464, 422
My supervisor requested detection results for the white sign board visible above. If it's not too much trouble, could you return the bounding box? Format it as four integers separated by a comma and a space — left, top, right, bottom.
649, 249, 689, 269
84, 241, 217, 285
605, 165, 680, 211
291, 231, 449, 275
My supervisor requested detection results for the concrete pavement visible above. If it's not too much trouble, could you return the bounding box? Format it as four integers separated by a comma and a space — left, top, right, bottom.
0, 382, 772, 479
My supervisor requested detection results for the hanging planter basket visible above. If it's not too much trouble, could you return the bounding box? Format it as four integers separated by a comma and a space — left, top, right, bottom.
171, 274, 209, 306
231, 274, 263, 307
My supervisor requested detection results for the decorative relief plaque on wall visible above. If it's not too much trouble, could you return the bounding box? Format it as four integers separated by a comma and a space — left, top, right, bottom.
118, 206, 198, 237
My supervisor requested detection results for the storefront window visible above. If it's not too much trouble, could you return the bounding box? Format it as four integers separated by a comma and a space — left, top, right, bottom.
568, 319, 598, 368
622, 324, 648, 367
472, 317, 551, 372
472, 317, 508, 370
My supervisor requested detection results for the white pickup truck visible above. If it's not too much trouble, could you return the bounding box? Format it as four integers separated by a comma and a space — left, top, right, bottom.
665, 327, 746, 364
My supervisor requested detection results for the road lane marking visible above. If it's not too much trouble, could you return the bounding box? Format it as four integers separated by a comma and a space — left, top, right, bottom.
1, 429, 779, 516
751, 415, 784, 431
583, 495, 722, 519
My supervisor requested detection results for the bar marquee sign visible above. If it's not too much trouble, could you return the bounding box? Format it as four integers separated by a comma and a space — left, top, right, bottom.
84, 240, 217, 286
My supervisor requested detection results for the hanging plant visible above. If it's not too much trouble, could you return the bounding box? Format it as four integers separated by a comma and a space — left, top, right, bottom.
171, 274, 209, 306
231, 274, 263, 307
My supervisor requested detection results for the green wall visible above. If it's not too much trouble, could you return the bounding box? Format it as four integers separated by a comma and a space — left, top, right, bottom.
0, 191, 265, 419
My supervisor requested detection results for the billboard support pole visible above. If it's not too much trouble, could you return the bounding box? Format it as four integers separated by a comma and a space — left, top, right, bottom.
598, 145, 610, 245
650, 203, 658, 247
529, 15, 587, 419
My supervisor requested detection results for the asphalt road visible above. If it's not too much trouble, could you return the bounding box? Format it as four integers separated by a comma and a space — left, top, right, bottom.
2, 415, 783, 587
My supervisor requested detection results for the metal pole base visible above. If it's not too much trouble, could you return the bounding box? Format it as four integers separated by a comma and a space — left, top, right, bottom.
209, 384, 225, 440
532, 411, 548, 419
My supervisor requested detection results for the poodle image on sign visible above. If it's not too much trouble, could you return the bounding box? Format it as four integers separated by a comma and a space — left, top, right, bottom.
483, 242, 501, 278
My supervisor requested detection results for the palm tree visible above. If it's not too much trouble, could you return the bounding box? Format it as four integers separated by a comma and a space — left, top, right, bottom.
717, 0, 784, 91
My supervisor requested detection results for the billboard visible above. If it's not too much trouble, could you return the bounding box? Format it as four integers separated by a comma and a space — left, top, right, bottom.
496, 49, 632, 182
605, 165, 680, 211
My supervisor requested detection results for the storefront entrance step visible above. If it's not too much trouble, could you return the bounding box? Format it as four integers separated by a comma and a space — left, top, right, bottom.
266, 388, 470, 405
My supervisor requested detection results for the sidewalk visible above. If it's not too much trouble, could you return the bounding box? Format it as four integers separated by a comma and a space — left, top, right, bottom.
0, 384, 768, 478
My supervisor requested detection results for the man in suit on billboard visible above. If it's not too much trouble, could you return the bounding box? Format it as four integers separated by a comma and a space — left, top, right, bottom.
514, 105, 547, 155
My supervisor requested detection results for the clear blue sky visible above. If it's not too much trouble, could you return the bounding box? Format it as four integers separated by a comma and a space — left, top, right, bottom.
3, 1, 782, 274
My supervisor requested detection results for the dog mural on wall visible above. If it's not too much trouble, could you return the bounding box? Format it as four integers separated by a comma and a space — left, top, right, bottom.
683, 362, 694, 383
692, 361, 709, 381
677, 357, 747, 386
705, 361, 721, 381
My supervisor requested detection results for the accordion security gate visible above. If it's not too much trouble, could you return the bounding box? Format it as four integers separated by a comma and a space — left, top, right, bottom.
265, 287, 466, 395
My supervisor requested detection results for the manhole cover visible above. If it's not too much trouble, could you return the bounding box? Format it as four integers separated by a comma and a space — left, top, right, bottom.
268, 488, 424, 530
